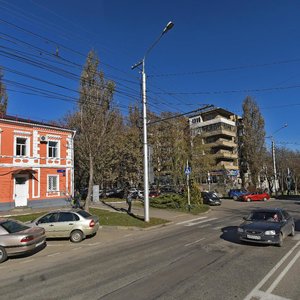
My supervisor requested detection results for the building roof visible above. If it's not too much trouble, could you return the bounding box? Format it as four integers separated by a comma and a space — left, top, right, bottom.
0, 114, 75, 133
189, 106, 239, 119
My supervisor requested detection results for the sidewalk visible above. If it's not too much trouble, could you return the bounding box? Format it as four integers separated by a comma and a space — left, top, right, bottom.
0, 199, 205, 225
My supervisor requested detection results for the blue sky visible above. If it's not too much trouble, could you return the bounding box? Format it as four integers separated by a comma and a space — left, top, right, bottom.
0, 0, 299, 150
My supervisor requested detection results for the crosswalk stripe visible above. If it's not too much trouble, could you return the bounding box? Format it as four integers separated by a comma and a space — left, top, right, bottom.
176, 216, 207, 225
185, 217, 218, 227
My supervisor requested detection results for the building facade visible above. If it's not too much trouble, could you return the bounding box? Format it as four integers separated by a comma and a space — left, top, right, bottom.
0, 115, 75, 211
189, 107, 240, 185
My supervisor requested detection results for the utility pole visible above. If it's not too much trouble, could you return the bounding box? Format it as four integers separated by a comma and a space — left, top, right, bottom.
271, 138, 278, 196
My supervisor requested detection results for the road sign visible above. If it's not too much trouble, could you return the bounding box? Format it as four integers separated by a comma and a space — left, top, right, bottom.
57, 169, 66, 173
184, 167, 191, 175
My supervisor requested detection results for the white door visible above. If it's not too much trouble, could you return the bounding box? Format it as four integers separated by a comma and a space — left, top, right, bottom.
15, 175, 28, 207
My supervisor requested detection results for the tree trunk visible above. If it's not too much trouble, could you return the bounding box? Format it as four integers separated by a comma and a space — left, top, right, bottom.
85, 152, 94, 212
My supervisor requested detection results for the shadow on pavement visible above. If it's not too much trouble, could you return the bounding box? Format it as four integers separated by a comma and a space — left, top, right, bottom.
101, 201, 144, 220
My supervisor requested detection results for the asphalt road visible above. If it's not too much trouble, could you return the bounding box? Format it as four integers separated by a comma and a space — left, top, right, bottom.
1, 198, 300, 300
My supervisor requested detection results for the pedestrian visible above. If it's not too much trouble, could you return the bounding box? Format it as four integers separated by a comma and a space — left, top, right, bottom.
126, 192, 133, 213
73, 189, 81, 208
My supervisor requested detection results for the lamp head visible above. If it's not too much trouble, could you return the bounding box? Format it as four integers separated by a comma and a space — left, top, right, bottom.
162, 21, 174, 34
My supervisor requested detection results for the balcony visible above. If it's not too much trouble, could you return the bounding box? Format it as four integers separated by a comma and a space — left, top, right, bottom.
213, 150, 238, 159
215, 161, 239, 170
201, 128, 236, 138
206, 139, 237, 148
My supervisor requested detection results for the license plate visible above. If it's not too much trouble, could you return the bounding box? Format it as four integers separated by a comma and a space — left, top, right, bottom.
247, 234, 261, 240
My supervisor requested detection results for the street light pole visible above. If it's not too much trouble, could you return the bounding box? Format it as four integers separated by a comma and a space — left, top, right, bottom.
267, 124, 288, 196
132, 21, 174, 222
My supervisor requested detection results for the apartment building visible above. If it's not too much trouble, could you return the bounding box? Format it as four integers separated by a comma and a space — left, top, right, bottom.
0, 115, 75, 211
189, 107, 240, 183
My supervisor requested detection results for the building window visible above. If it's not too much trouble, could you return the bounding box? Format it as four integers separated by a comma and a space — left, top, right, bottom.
48, 175, 59, 192
16, 137, 27, 156
48, 141, 58, 158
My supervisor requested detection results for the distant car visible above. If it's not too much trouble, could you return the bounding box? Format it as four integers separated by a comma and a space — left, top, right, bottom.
240, 192, 270, 202
160, 186, 177, 194
29, 209, 100, 243
238, 208, 295, 246
228, 189, 248, 200
0, 218, 46, 263
149, 190, 160, 198
201, 192, 221, 206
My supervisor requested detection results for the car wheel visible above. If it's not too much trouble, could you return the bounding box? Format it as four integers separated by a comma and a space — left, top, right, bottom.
0, 246, 8, 263
70, 230, 84, 243
263, 197, 267, 201
233, 196, 238, 200
246, 198, 250, 202
277, 233, 283, 247
289, 225, 295, 237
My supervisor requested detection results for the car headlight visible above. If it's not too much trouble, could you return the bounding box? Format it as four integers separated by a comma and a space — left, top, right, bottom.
265, 230, 276, 235
237, 228, 244, 233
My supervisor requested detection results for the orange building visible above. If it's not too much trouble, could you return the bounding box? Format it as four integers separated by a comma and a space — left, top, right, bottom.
0, 115, 76, 211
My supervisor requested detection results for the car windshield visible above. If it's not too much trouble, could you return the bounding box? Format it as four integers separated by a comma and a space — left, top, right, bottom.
77, 210, 92, 218
247, 211, 281, 222
1, 220, 29, 233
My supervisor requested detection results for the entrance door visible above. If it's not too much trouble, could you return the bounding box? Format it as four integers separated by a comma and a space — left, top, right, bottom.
15, 175, 28, 207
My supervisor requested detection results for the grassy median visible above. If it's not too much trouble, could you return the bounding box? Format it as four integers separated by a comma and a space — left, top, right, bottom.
10, 208, 169, 228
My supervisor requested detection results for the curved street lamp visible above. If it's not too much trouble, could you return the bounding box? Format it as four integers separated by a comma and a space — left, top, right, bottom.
132, 21, 174, 222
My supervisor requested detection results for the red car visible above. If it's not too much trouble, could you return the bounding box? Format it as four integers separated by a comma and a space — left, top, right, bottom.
240, 192, 270, 202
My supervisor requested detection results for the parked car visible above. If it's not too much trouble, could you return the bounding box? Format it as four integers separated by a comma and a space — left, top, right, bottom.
0, 218, 46, 263
29, 209, 100, 243
160, 186, 177, 194
149, 190, 160, 198
228, 189, 248, 200
201, 191, 221, 206
238, 208, 295, 246
239, 192, 270, 202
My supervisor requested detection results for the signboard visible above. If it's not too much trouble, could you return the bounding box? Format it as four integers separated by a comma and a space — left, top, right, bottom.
57, 169, 66, 173
93, 185, 99, 202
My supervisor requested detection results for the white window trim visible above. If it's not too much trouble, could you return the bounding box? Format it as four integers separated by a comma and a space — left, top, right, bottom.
47, 140, 60, 159
14, 136, 31, 157
47, 174, 59, 192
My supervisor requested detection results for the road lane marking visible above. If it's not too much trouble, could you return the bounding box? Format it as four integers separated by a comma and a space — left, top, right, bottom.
185, 218, 217, 227
185, 238, 205, 247
47, 244, 66, 247
266, 247, 300, 293
244, 240, 300, 300
176, 217, 207, 225
47, 252, 61, 257
20, 259, 35, 264
198, 224, 210, 229
213, 226, 223, 230
252, 290, 291, 300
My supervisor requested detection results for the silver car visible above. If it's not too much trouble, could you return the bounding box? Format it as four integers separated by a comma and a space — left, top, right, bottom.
0, 218, 46, 263
30, 209, 100, 243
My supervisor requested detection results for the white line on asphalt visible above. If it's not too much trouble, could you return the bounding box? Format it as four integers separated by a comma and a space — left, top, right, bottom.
47, 252, 61, 257
185, 218, 217, 227
46, 244, 66, 247
213, 226, 223, 230
198, 224, 210, 229
176, 217, 207, 225
185, 238, 205, 247
252, 290, 291, 300
266, 247, 300, 293
244, 240, 300, 300
86, 242, 101, 246
20, 259, 35, 264
71, 247, 82, 251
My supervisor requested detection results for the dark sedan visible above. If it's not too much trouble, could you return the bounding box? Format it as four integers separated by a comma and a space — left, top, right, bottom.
238, 208, 295, 247
201, 192, 221, 206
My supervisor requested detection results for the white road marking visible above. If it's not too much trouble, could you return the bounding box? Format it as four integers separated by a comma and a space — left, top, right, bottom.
86, 242, 101, 246
244, 241, 300, 300
198, 224, 210, 229
20, 259, 35, 264
185, 238, 205, 247
213, 226, 223, 230
266, 247, 300, 293
176, 217, 207, 225
251, 290, 291, 300
47, 252, 61, 257
185, 218, 217, 227
71, 247, 82, 251
46, 244, 66, 247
